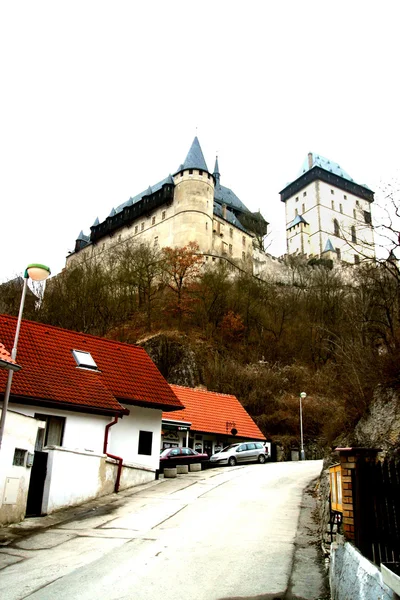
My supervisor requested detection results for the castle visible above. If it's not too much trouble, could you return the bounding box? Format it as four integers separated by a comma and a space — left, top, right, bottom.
66, 138, 375, 276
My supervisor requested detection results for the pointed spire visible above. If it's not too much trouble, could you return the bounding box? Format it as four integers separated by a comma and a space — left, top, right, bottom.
180, 137, 208, 172
77, 230, 85, 241
324, 238, 335, 253
108, 208, 116, 218
92, 217, 99, 227
213, 155, 220, 186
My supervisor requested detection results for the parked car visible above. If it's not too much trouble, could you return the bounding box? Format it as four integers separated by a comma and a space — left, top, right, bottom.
159, 447, 209, 471
210, 441, 268, 467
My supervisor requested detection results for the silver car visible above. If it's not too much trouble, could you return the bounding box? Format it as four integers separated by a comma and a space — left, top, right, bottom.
210, 441, 268, 467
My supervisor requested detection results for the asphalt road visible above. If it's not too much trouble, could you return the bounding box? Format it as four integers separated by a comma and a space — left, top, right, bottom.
0, 460, 328, 600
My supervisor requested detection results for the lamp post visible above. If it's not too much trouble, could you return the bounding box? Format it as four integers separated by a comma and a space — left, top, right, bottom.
0, 264, 51, 452
299, 392, 307, 461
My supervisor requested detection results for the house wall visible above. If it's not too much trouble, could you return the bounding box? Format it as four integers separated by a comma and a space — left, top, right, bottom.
41, 446, 155, 514
108, 405, 162, 470
0, 409, 44, 525
11, 403, 109, 454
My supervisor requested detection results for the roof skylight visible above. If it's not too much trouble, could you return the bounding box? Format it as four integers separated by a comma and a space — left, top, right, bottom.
72, 350, 98, 370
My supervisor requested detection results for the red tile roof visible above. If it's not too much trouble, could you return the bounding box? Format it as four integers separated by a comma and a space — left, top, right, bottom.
0, 315, 183, 415
0, 343, 21, 372
164, 385, 265, 440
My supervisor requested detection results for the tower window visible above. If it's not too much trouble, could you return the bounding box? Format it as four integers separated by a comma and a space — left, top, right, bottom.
180, 172, 183, 177
356, 200, 360, 206
189, 169, 193, 175
364, 211, 372, 224
162, 211, 166, 220
331, 200, 335, 210
229, 228, 233, 238
303, 191, 307, 197
242, 236, 246, 246
295, 208, 298, 217
344, 194, 347, 200
229, 244, 233, 255
331, 189, 335, 195
242, 251, 246, 260
333, 219, 340, 237
302, 204, 305, 213
135, 225, 138, 234
295, 196, 299, 202
206, 222, 208, 230
354, 254, 360, 265
340, 204, 343, 213
353, 209, 357, 219
199, 170, 203, 176
336, 248, 341, 260
141, 222, 144, 231
151, 216, 156, 225
351, 226, 357, 244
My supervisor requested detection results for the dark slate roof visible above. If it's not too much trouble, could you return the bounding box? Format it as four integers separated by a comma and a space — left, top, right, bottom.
178, 136, 209, 172
214, 183, 250, 213
213, 202, 247, 233
286, 215, 308, 230
213, 156, 220, 177
114, 174, 174, 214
298, 153, 354, 182
77, 230, 90, 242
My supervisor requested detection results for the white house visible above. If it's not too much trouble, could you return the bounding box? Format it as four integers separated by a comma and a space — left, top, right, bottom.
0, 314, 183, 524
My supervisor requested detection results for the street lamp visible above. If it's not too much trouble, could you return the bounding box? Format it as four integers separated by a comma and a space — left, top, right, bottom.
0, 264, 51, 452
299, 392, 307, 461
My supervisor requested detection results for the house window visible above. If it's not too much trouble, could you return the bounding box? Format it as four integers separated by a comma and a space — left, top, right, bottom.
151, 216, 156, 225
229, 228, 233, 238
34, 415, 65, 450
334, 219, 340, 237
229, 244, 233, 255
72, 350, 98, 370
340, 204, 343, 213
13, 448, 27, 466
351, 226, 357, 244
364, 211, 372, 224
138, 431, 153, 455
135, 225, 138, 234
141, 222, 144, 231
354, 254, 360, 265
162, 211, 166, 220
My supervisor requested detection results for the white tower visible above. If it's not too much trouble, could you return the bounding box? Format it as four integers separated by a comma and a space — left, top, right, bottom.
280, 153, 375, 264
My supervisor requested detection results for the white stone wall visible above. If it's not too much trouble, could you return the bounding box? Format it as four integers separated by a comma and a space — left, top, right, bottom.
0, 409, 44, 525
285, 179, 375, 263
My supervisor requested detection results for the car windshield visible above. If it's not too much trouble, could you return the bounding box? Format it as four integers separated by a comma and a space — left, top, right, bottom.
160, 449, 175, 457
220, 444, 239, 453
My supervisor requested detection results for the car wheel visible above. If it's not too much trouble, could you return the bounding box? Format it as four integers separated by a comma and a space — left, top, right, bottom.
258, 454, 266, 464
228, 457, 237, 467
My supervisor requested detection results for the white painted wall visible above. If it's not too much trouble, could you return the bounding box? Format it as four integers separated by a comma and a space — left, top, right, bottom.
108, 405, 162, 470
0, 409, 43, 525
11, 403, 109, 455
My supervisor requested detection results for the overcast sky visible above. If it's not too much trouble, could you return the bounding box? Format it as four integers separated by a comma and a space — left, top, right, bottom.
1, 1, 399, 283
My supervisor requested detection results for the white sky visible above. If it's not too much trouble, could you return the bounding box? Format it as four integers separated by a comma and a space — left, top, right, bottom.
1, 1, 400, 282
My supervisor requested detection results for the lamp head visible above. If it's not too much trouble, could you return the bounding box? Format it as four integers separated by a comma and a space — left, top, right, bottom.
24, 264, 51, 282
300, 392, 307, 399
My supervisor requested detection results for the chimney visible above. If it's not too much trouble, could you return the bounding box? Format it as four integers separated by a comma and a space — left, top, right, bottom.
222, 203, 227, 219
308, 153, 313, 169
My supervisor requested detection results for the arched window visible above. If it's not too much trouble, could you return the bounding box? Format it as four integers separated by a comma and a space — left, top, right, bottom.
351, 226, 357, 244
333, 219, 340, 237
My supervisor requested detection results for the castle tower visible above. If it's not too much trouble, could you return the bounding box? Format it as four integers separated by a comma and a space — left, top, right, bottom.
172, 137, 214, 251
280, 153, 375, 263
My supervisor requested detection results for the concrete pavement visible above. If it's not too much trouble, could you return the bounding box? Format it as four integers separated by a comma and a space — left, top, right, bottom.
0, 461, 329, 600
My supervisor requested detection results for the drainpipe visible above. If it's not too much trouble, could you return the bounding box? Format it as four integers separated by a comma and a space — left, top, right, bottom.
103, 415, 123, 493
